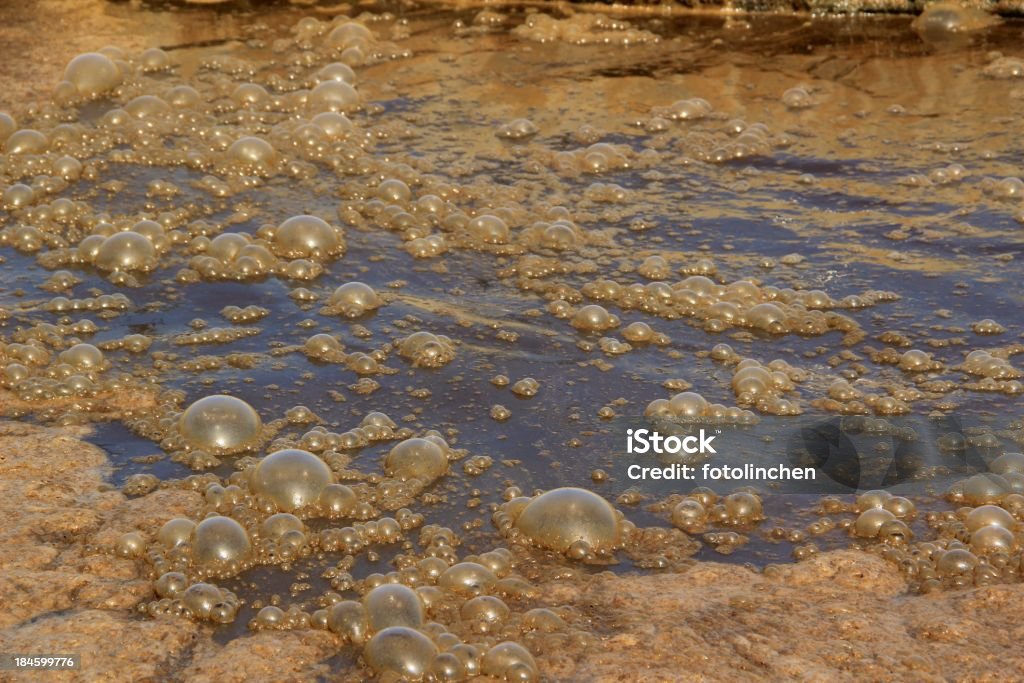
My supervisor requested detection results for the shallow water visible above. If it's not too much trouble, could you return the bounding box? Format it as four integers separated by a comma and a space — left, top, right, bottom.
1, 1, 1024, 678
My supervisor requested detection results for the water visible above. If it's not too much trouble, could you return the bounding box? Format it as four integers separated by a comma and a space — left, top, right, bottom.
1, 2, 1023, 677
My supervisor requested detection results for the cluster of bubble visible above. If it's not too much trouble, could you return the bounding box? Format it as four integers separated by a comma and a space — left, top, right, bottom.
546, 141, 639, 176
511, 13, 660, 46
653, 488, 766, 535
397, 331, 458, 368
644, 389, 759, 425
553, 275, 873, 342
0, 340, 120, 404
495, 118, 539, 140
172, 326, 260, 346
180, 215, 346, 283
113, 433, 566, 681
493, 487, 623, 561
850, 490, 917, 543
318, 545, 548, 681
320, 281, 383, 318
220, 305, 270, 324
707, 344, 808, 416
301, 333, 390, 376
961, 349, 1021, 379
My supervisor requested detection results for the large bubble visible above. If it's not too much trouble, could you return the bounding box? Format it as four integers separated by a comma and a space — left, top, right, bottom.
192, 516, 252, 574
94, 232, 157, 272
179, 394, 263, 455
327, 281, 382, 317
251, 449, 334, 511
363, 626, 438, 679
384, 437, 448, 484
227, 136, 278, 172
273, 215, 342, 260
63, 52, 122, 97
513, 487, 620, 553
363, 584, 424, 631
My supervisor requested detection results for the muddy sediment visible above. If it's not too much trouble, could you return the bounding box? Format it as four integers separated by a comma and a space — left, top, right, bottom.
4, 426, 1024, 680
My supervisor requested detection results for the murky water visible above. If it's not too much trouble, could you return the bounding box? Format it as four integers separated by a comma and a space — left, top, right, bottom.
2, 1, 1024, 679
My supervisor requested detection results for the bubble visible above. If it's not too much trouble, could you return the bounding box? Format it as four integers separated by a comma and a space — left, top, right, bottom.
961, 473, 1010, 505
746, 303, 786, 334
125, 95, 171, 119
273, 215, 343, 260
991, 452, 1024, 475
63, 52, 122, 97
439, 562, 498, 596
856, 490, 892, 512
94, 232, 157, 272
540, 221, 579, 250
154, 571, 189, 599
398, 331, 457, 368
461, 595, 509, 627
571, 305, 619, 332
309, 80, 360, 112
912, 2, 1000, 40
0, 112, 15, 141
496, 118, 539, 140
317, 62, 356, 84
668, 391, 708, 418
724, 492, 763, 524
513, 487, 619, 553
227, 136, 278, 172
157, 518, 196, 549
192, 516, 252, 574
179, 394, 263, 455
115, 531, 146, 557
261, 512, 304, 540
364, 626, 438, 680
328, 600, 369, 643
429, 652, 466, 681
377, 178, 412, 203
481, 642, 538, 680
363, 583, 425, 631
53, 155, 83, 181
671, 499, 707, 532
165, 85, 200, 108
853, 508, 897, 538
311, 112, 353, 138
327, 282, 382, 317
510, 378, 540, 398
327, 21, 373, 49
384, 437, 448, 484
622, 321, 654, 342
182, 582, 223, 619
5, 129, 49, 154
58, 343, 105, 370
140, 47, 170, 71
253, 605, 287, 630
666, 98, 712, 121
782, 87, 812, 109
467, 214, 509, 245
936, 548, 978, 575
970, 524, 1016, 555
965, 505, 1016, 532
971, 318, 1005, 335
251, 448, 334, 512
318, 483, 357, 517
